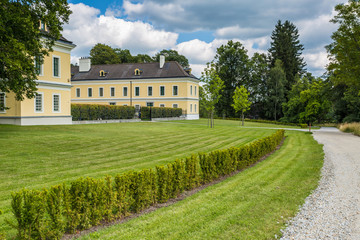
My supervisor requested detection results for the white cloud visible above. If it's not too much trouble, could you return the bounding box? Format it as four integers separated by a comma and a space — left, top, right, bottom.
63, 3, 178, 63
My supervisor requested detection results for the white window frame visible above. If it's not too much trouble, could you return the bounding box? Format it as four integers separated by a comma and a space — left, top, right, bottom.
34, 56, 43, 76
190, 85, 193, 96
148, 86, 153, 96
159, 103, 165, 107
76, 88, 81, 98
135, 104, 140, 111
173, 103, 178, 108
110, 87, 115, 97
146, 102, 154, 107
195, 86, 197, 96
160, 86, 165, 96
123, 87, 128, 97
99, 87, 104, 97
34, 92, 44, 113
52, 55, 61, 78
195, 104, 197, 113
88, 88, 93, 97
109, 102, 116, 105
135, 86, 140, 96
0, 92, 6, 113
52, 93, 61, 113
190, 104, 192, 112
173, 85, 179, 96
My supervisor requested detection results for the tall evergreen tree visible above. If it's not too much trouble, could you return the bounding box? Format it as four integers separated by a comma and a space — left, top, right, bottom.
214, 40, 251, 117
269, 20, 306, 97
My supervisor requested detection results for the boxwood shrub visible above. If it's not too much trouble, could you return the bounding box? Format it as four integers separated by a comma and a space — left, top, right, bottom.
71, 104, 135, 121
140, 107, 182, 120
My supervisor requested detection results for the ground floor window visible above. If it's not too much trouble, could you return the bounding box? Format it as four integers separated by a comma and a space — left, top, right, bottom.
173, 103, 178, 108
76, 88, 80, 97
190, 104, 192, 112
160, 104, 165, 107
146, 102, 154, 107
109, 102, 116, 105
0, 92, 5, 112
53, 94, 60, 112
35, 93, 43, 112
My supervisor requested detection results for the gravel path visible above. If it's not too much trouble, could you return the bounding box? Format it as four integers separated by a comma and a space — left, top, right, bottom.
280, 127, 360, 239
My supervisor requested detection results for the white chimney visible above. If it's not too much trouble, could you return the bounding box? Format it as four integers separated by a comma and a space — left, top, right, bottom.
79, 57, 91, 72
159, 54, 165, 69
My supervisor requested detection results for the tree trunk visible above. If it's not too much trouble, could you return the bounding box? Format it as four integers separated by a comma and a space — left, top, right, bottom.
211, 110, 213, 128
242, 112, 244, 126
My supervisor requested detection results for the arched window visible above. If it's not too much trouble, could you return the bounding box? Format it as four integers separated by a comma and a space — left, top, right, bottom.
134, 68, 142, 76
99, 70, 106, 77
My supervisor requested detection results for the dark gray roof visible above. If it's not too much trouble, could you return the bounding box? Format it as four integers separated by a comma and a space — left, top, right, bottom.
71, 61, 198, 81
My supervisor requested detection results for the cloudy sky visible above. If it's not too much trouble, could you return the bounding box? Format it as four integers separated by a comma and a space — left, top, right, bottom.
65, 0, 345, 77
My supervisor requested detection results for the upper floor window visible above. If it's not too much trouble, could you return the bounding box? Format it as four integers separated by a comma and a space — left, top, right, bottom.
34, 56, 43, 75
99, 87, 104, 97
88, 88, 93, 97
53, 56, 60, 77
190, 85, 193, 96
99, 70, 106, 77
135, 87, 140, 96
123, 87, 128, 97
76, 88, 80, 98
39, 21, 46, 30
160, 86, 165, 96
134, 68, 142, 76
173, 86, 178, 96
53, 94, 60, 112
148, 86, 153, 96
195, 86, 197, 96
110, 87, 115, 97
0, 92, 5, 112
35, 93, 43, 112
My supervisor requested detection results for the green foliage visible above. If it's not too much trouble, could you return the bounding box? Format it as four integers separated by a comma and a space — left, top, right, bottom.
90, 43, 121, 65
213, 40, 251, 117
153, 49, 189, 68
232, 85, 251, 125
71, 104, 135, 120
269, 20, 306, 95
8, 129, 284, 239
0, 0, 72, 100
140, 106, 183, 120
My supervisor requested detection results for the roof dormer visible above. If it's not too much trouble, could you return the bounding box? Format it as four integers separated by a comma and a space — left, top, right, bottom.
134, 68, 142, 76
99, 70, 108, 77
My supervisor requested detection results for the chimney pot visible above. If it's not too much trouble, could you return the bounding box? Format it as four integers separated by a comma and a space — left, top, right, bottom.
159, 55, 165, 69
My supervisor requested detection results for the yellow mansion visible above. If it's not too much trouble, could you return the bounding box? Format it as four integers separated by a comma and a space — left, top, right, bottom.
71, 56, 200, 120
0, 36, 76, 125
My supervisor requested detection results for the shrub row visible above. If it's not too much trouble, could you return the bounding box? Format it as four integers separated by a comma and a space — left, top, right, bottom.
215, 117, 304, 127
10, 130, 284, 239
71, 104, 135, 121
140, 107, 183, 120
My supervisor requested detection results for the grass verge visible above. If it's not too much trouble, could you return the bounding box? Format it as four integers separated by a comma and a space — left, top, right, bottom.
77, 130, 323, 240
339, 122, 360, 136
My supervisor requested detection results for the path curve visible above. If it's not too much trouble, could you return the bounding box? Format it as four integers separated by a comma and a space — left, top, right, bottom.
281, 127, 360, 239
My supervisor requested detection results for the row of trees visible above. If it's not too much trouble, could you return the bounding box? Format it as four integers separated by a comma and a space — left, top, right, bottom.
201, 0, 360, 124
88, 44, 189, 68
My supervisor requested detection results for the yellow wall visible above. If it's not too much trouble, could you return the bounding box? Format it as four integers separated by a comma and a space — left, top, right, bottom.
71, 79, 199, 114
38, 49, 71, 84
0, 92, 21, 117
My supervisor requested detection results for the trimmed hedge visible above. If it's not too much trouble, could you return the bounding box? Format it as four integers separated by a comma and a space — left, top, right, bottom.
71, 104, 135, 121
140, 107, 183, 120
9, 130, 284, 239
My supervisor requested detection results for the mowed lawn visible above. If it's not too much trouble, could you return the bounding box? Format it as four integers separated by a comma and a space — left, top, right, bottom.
0, 119, 278, 237
78, 130, 323, 240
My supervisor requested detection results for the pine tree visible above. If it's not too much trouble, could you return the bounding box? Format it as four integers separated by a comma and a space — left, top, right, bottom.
269, 20, 306, 97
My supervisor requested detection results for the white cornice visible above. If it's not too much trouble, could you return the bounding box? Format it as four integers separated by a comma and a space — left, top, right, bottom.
71, 78, 200, 85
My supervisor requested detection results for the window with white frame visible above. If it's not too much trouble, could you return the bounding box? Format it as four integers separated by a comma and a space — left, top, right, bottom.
76, 88, 80, 97
53, 94, 60, 112
173, 86, 178, 96
99, 87, 104, 97
123, 87, 128, 97
0, 92, 5, 112
190, 85, 193, 96
53, 56, 60, 77
135, 86, 140, 96
88, 88, 93, 97
190, 104, 192, 112
110, 87, 115, 97
195, 104, 197, 113
109, 102, 116, 105
146, 102, 154, 107
135, 105, 140, 111
160, 104, 165, 107
35, 93, 43, 112
173, 103, 178, 108
34, 56, 43, 75
148, 86, 153, 96
195, 86, 197, 96
160, 86, 165, 96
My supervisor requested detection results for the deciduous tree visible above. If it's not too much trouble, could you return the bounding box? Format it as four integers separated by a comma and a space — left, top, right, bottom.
0, 0, 72, 100
232, 86, 251, 126
153, 50, 189, 68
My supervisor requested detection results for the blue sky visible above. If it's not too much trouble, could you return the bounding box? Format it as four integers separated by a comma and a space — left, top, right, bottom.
65, 0, 345, 77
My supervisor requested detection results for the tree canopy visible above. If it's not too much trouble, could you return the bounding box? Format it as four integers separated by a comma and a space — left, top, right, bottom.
153, 49, 189, 68
269, 20, 306, 96
232, 86, 251, 126
0, 0, 72, 100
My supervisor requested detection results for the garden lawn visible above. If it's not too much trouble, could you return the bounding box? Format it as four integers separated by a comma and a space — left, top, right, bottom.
0, 120, 277, 238
77, 130, 323, 240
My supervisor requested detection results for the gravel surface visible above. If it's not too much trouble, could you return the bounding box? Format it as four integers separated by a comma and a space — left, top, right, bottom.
280, 127, 360, 240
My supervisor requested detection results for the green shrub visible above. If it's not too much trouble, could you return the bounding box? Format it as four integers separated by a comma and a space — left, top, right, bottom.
299, 124, 308, 128
140, 107, 182, 120
71, 104, 135, 121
